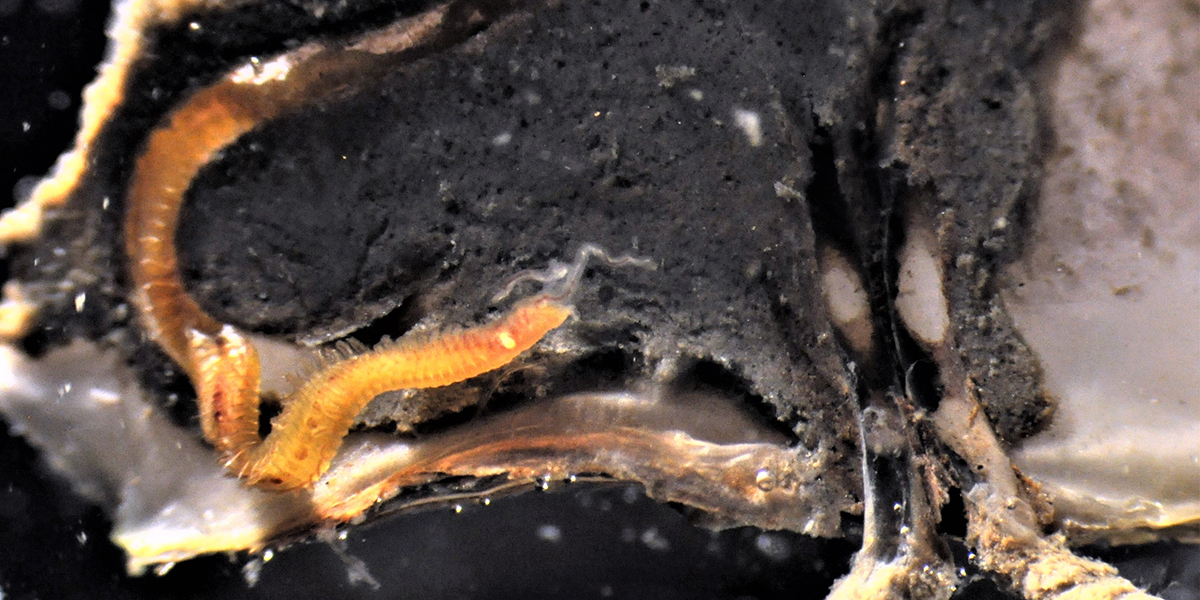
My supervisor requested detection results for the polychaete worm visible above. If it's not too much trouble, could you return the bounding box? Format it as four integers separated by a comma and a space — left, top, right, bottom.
125, 73, 652, 489
119, 6, 657, 490
193, 245, 651, 490
126, 88, 653, 490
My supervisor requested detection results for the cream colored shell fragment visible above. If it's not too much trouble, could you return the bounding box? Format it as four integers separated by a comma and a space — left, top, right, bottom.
894, 212, 948, 347
0, 282, 39, 340
819, 246, 873, 355
0, 0, 236, 244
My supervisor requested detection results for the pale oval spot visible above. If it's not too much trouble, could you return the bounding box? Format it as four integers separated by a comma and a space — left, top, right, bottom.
895, 222, 948, 347
497, 331, 517, 350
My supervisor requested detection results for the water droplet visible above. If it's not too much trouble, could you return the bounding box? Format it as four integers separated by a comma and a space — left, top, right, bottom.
242, 558, 263, 587
535, 524, 562, 542
453, 504, 463, 514
35, 0, 79, 15
639, 527, 670, 551
754, 532, 792, 562
46, 89, 71, 110
153, 562, 176, 576
262, 549, 274, 562
621, 485, 639, 504
754, 468, 776, 491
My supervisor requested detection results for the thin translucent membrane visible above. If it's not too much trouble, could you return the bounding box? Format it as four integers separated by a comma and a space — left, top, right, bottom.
313, 390, 825, 532
0, 341, 829, 574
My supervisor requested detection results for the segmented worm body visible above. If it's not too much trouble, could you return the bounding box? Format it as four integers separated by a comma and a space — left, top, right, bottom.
128, 87, 271, 369
121, 8, 627, 490
129, 82, 579, 486
127, 6, 452, 369
204, 297, 572, 489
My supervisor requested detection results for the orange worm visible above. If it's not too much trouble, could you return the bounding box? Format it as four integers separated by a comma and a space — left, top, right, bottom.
120, 7, 504, 488
122, 6, 653, 490
196, 296, 572, 490
198, 242, 652, 489
127, 86, 271, 369
127, 7, 452, 370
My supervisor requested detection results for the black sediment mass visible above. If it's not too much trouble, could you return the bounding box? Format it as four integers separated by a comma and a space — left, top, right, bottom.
8, 0, 1077, 551
172, 0, 1065, 444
